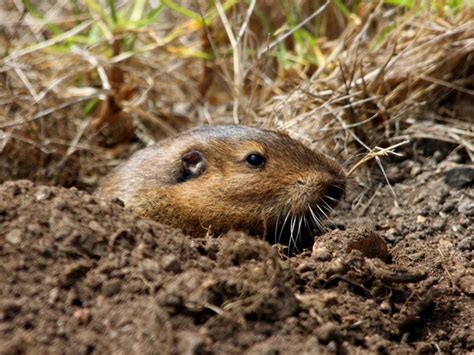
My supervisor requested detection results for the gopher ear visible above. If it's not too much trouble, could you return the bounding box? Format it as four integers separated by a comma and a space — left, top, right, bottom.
181, 150, 206, 181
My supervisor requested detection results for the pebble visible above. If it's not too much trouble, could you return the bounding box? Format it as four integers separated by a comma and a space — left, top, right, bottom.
312, 246, 331, 261
410, 164, 422, 177
380, 301, 391, 313
6, 229, 22, 245
102, 279, 122, 297
442, 201, 456, 213
48, 288, 60, 305
384, 231, 398, 243
82, 195, 96, 204
53, 200, 71, 211
416, 215, 427, 224
296, 262, 314, 273
141, 259, 161, 281
35, 188, 52, 201
389, 206, 403, 217
161, 254, 181, 273
433, 150, 444, 163
73, 309, 91, 325
457, 237, 473, 251
457, 274, 474, 296
27, 223, 42, 235
431, 218, 445, 231
316, 322, 340, 343
457, 199, 474, 216
88, 220, 106, 234
409, 252, 425, 262
446, 152, 465, 164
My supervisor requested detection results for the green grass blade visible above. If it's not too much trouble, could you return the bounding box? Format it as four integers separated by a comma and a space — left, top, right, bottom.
107, 0, 118, 24
161, 0, 203, 22
146, 5, 165, 21
22, 0, 64, 35
384, 0, 414, 8
130, 0, 147, 21
332, 0, 352, 18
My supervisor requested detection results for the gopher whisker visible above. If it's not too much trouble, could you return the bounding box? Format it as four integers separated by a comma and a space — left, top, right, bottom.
295, 216, 303, 252
317, 204, 329, 220
289, 215, 297, 252
309, 206, 324, 231
277, 211, 291, 245
273, 214, 280, 245
321, 199, 335, 214
324, 195, 339, 202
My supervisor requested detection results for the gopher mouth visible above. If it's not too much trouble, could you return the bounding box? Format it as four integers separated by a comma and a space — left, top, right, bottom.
267, 181, 345, 254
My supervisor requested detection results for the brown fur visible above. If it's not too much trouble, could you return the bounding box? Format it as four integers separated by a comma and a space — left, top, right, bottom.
96, 125, 346, 246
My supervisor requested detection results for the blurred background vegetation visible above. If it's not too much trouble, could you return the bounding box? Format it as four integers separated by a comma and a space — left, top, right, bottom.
1, 0, 472, 190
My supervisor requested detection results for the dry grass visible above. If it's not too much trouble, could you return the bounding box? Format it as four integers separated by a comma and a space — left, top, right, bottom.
264, 4, 473, 163
0, 1, 472, 190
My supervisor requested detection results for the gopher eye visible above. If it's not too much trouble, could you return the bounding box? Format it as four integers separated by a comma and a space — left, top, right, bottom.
246, 153, 266, 167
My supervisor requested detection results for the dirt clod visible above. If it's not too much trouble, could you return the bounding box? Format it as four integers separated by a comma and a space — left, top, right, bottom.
0, 154, 473, 354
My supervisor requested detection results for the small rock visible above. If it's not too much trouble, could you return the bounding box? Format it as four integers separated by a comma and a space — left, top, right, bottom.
427, 200, 441, 214
446, 152, 465, 164
409, 252, 425, 261
457, 237, 473, 251
457, 199, 474, 216
82, 195, 96, 204
442, 201, 456, 213
431, 219, 445, 231
384, 228, 399, 243
53, 217, 74, 240
416, 215, 427, 224
141, 259, 161, 281
410, 164, 422, 177
316, 322, 340, 343
297, 262, 314, 273
73, 309, 91, 325
444, 167, 474, 188
380, 301, 391, 313
6, 229, 22, 245
161, 254, 181, 273
457, 274, 474, 296
433, 150, 444, 163
53, 200, 71, 211
386, 166, 404, 184
451, 224, 463, 233
389, 205, 403, 217
312, 246, 331, 261
88, 221, 106, 234
35, 187, 53, 201
27, 223, 42, 235
48, 288, 60, 305
102, 279, 122, 297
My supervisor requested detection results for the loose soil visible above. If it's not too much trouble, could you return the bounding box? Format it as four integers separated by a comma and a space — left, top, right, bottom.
0, 146, 473, 354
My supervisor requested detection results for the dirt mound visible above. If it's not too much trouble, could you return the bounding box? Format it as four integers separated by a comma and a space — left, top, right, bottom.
0, 171, 473, 354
